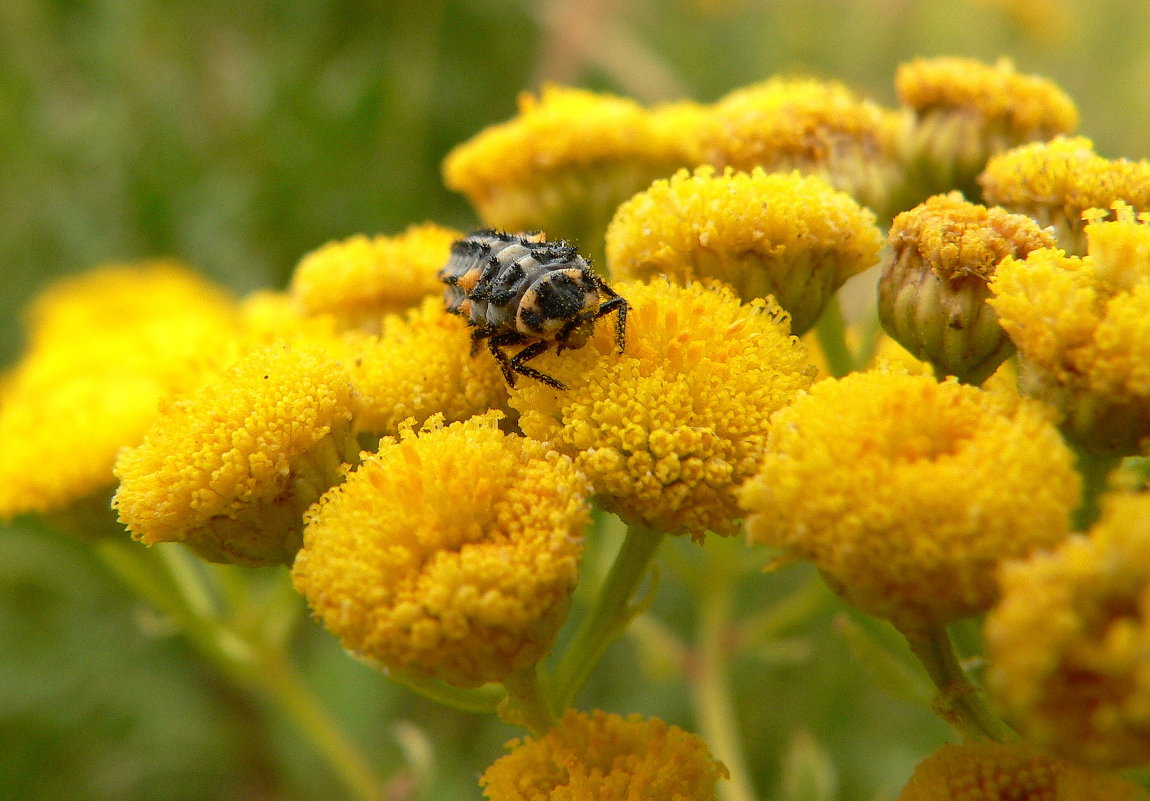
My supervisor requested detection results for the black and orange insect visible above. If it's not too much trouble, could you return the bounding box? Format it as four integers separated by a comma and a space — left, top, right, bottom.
439, 230, 629, 390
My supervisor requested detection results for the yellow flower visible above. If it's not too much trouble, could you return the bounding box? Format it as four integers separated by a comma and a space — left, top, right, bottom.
113, 341, 358, 567
511, 280, 815, 539
606, 167, 883, 335
350, 297, 509, 436
986, 493, 1150, 769
988, 202, 1150, 455
895, 56, 1078, 202
897, 742, 1149, 801
740, 371, 1080, 630
290, 223, 461, 331
291, 413, 588, 688
442, 85, 698, 251
878, 192, 1057, 384
480, 709, 728, 801
702, 77, 904, 218
0, 262, 239, 526
979, 136, 1150, 255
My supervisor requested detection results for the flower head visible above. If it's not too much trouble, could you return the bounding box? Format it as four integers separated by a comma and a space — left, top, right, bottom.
986, 493, 1150, 768
290, 223, 461, 332
895, 56, 1078, 201
878, 192, 1056, 384
740, 371, 1080, 630
979, 136, 1150, 255
0, 262, 239, 525
988, 202, 1150, 454
113, 341, 358, 567
511, 279, 815, 539
480, 709, 728, 801
897, 741, 1149, 801
606, 167, 883, 335
291, 413, 588, 688
702, 77, 904, 217
442, 85, 697, 249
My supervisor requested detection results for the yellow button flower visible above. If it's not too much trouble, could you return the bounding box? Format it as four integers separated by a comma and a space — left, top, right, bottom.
511, 279, 815, 539
480, 709, 728, 801
702, 77, 904, 218
895, 56, 1078, 202
606, 167, 883, 335
740, 371, 1080, 630
980, 136, 1150, 255
988, 202, 1150, 455
291, 413, 589, 688
113, 341, 358, 567
897, 742, 1149, 801
986, 493, 1150, 769
878, 192, 1056, 384
290, 223, 461, 331
350, 297, 510, 436
0, 262, 239, 525
442, 85, 697, 250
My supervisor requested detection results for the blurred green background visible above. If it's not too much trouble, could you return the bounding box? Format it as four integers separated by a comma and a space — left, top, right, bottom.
2, 1, 1149, 799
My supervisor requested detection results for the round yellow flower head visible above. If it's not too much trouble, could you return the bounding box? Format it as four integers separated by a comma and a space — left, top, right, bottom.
897, 741, 1149, 801
989, 202, 1150, 455
878, 192, 1057, 384
895, 56, 1078, 201
986, 493, 1150, 769
480, 709, 728, 801
702, 77, 904, 218
979, 136, 1150, 255
740, 371, 1080, 630
511, 279, 815, 539
350, 297, 509, 436
290, 223, 461, 332
442, 85, 697, 250
0, 262, 239, 526
606, 167, 883, 335
292, 413, 588, 688
113, 341, 359, 567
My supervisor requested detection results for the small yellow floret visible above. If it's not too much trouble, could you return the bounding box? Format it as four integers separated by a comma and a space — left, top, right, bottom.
897, 741, 1149, 801
740, 371, 1080, 629
113, 341, 358, 566
987, 493, 1150, 769
607, 167, 882, 335
481, 709, 728, 801
290, 223, 461, 331
292, 413, 589, 688
512, 280, 815, 539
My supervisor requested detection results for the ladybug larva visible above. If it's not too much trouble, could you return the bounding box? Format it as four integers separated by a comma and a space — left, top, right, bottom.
438, 230, 629, 390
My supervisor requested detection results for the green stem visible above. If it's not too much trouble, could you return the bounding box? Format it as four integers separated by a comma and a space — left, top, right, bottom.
1072, 447, 1120, 532
501, 664, 557, 736
554, 524, 665, 711
813, 296, 854, 378
903, 623, 1015, 743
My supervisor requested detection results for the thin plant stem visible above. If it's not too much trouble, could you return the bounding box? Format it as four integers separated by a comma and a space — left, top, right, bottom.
814, 296, 854, 377
501, 664, 557, 736
1072, 446, 1121, 531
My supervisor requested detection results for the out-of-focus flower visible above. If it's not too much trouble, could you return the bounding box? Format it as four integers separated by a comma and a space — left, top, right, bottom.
291, 413, 588, 688
606, 167, 883, 335
442, 85, 699, 250
290, 223, 461, 332
113, 341, 358, 567
988, 201, 1150, 455
986, 493, 1150, 769
980, 136, 1150, 255
878, 192, 1056, 384
897, 741, 1149, 800
741, 371, 1079, 630
0, 262, 239, 529
701, 77, 904, 218
350, 297, 509, 436
511, 279, 815, 539
895, 56, 1078, 203
480, 709, 728, 801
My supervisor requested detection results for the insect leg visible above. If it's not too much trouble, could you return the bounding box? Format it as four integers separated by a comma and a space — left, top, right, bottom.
509, 339, 567, 391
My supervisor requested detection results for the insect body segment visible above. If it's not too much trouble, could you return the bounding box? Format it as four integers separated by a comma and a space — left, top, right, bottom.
439, 230, 629, 390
